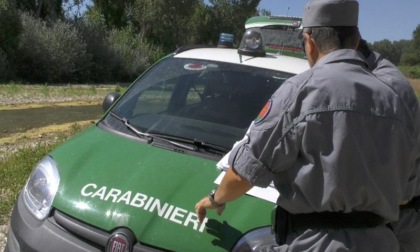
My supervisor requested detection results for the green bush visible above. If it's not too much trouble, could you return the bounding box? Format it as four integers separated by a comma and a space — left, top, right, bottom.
15, 13, 89, 83
0, 49, 7, 80
74, 15, 163, 83
107, 25, 163, 81
399, 65, 420, 79
76, 13, 116, 83
4, 9, 165, 84
0, 0, 21, 81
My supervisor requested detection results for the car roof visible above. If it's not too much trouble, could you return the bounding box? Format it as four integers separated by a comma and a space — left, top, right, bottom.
245, 16, 303, 29
174, 48, 309, 75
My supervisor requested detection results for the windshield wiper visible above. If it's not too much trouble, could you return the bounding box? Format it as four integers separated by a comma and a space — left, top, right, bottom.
145, 132, 229, 155
110, 112, 228, 154
110, 111, 151, 139
109, 111, 196, 151
193, 139, 230, 154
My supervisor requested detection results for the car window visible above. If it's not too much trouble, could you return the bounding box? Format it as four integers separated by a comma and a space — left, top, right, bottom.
106, 57, 294, 150
244, 16, 305, 58
262, 26, 303, 51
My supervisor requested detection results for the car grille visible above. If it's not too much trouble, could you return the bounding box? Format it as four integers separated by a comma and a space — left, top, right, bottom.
52, 209, 167, 252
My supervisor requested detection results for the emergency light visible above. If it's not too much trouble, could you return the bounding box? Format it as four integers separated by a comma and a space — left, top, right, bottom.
238, 28, 266, 57
218, 33, 234, 48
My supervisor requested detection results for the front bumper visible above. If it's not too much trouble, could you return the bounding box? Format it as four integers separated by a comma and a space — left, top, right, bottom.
5, 192, 101, 252
6, 192, 163, 252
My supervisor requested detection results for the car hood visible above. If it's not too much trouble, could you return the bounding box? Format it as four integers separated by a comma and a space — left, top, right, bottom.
50, 126, 274, 251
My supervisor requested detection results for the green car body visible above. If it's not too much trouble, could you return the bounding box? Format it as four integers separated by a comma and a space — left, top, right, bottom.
51, 126, 274, 250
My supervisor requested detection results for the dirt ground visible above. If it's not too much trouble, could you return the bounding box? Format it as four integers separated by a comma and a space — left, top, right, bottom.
409, 78, 420, 93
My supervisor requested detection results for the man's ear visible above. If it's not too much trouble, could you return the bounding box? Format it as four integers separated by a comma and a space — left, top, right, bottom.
305, 34, 317, 58
304, 33, 319, 66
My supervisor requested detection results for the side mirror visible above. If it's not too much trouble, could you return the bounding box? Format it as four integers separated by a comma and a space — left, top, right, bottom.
102, 92, 121, 112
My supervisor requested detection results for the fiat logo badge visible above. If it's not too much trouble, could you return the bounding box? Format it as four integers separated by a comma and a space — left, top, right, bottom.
106, 233, 131, 252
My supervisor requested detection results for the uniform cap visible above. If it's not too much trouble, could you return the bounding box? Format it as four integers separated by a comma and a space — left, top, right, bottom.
302, 0, 359, 28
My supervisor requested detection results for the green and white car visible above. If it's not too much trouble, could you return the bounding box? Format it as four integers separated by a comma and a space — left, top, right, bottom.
245, 15, 305, 58
6, 28, 308, 251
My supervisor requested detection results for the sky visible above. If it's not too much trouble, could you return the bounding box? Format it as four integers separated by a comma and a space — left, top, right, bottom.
257, 0, 420, 43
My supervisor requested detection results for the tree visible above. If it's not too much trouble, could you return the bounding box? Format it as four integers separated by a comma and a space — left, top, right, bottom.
16, 0, 65, 20
16, 13, 89, 83
0, 0, 21, 80
372, 39, 400, 65
401, 25, 420, 66
63, 0, 86, 20
259, 8, 271, 16
88, 0, 134, 28
206, 0, 260, 46
85, 0, 262, 53
106, 25, 163, 81
393, 39, 411, 60
129, 0, 203, 51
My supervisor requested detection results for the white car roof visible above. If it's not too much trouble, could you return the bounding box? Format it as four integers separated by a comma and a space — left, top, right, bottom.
174, 48, 309, 75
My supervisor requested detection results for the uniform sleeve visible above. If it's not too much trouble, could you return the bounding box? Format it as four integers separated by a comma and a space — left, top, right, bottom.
228, 82, 301, 188
411, 107, 420, 198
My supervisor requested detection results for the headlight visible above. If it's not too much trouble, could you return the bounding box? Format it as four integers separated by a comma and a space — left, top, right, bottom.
232, 226, 278, 251
23, 156, 60, 220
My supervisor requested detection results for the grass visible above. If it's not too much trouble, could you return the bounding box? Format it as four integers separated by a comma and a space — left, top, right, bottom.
0, 83, 127, 105
0, 123, 86, 225
400, 65, 420, 79
0, 142, 55, 223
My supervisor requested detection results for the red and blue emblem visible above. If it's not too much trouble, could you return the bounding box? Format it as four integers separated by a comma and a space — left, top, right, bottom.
254, 99, 272, 124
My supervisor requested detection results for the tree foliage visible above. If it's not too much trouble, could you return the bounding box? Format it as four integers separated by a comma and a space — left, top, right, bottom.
107, 25, 163, 81
207, 0, 260, 45
0, 0, 21, 80
16, 0, 65, 20
89, 0, 134, 28
1, 0, 418, 84
401, 25, 420, 66
16, 13, 88, 83
372, 39, 401, 65
87, 0, 261, 51
128, 0, 203, 51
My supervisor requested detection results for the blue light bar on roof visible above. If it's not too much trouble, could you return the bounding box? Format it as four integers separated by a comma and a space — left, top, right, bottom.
218, 33, 234, 48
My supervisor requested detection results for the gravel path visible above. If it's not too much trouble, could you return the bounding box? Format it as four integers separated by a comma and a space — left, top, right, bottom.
0, 225, 7, 251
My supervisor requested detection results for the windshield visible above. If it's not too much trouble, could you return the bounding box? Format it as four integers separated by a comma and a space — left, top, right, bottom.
103, 57, 294, 151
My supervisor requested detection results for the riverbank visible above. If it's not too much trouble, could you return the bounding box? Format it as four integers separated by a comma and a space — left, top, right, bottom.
0, 84, 120, 157
0, 84, 122, 250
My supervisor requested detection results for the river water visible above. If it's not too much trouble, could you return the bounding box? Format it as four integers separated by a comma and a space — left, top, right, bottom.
0, 104, 104, 138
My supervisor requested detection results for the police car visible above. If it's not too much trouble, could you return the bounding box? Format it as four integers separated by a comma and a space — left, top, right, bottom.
245, 15, 305, 58
5, 18, 308, 252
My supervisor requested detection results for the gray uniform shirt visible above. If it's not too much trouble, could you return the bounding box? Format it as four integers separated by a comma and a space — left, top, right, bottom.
367, 52, 418, 112
367, 52, 420, 195
366, 53, 420, 252
228, 49, 416, 223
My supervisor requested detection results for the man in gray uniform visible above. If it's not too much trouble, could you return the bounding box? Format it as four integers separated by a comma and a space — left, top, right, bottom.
195, 0, 418, 251
358, 39, 420, 252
